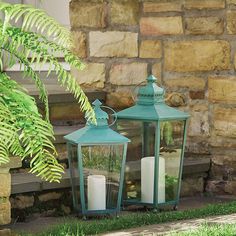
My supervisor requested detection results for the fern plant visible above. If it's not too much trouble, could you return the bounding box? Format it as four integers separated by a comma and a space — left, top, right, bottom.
0, 2, 95, 182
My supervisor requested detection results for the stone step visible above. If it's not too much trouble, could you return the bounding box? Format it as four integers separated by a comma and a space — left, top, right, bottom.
11, 158, 210, 195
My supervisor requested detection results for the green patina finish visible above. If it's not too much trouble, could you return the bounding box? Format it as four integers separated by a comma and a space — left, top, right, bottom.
64, 99, 130, 144
116, 75, 190, 210
117, 75, 190, 121
64, 100, 129, 216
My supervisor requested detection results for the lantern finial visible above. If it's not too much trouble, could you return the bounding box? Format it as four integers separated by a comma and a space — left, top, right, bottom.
137, 75, 165, 105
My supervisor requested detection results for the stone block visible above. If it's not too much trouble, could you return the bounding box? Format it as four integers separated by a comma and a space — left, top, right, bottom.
0, 156, 21, 169
184, 0, 225, 9
152, 63, 162, 79
0, 173, 10, 197
166, 92, 186, 107
71, 31, 86, 58
111, 0, 139, 25
227, 0, 236, 5
165, 77, 205, 90
139, 40, 162, 58
71, 63, 105, 88
11, 195, 34, 209
0, 229, 11, 236
227, 11, 236, 34
70, 1, 106, 28
89, 31, 138, 57
185, 17, 224, 35
140, 16, 183, 36
213, 107, 236, 138
0, 199, 10, 225
38, 192, 62, 202
208, 76, 236, 103
189, 91, 205, 100
181, 177, 204, 197
106, 88, 134, 109
110, 63, 147, 85
188, 103, 209, 137
143, 2, 182, 12
164, 40, 230, 72
50, 103, 84, 121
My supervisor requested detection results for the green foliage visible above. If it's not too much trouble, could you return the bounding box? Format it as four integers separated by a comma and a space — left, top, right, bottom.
0, 1, 95, 182
20, 201, 236, 236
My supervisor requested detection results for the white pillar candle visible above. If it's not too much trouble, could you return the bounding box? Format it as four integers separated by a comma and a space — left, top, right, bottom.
87, 175, 106, 210
141, 156, 165, 204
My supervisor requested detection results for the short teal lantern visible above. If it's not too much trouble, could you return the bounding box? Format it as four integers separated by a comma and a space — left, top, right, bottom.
64, 100, 130, 216
116, 75, 190, 210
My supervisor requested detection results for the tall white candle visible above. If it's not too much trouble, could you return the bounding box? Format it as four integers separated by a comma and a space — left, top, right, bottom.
141, 156, 165, 204
87, 175, 106, 210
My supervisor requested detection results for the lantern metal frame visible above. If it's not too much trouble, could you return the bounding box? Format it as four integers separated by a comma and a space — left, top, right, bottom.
64, 100, 130, 216
116, 75, 190, 209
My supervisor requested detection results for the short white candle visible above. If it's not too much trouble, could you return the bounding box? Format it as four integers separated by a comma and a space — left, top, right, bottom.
141, 156, 165, 204
87, 175, 106, 210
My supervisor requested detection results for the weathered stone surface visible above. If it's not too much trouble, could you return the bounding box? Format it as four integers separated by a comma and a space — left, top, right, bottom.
106, 88, 134, 109
89, 31, 138, 57
184, 0, 225, 9
210, 136, 236, 148
11, 195, 34, 209
0, 173, 10, 197
227, 0, 236, 5
0, 156, 21, 169
213, 107, 236, 138
164, 40, 230, 72
188, 103, 209, 137
189, 91, 205, 100
186, 139, 210, 154
208, 77, 236, 103
140, 17, 183, 35
70, 2, 106, 28
71, 31, 86, 58
225, 181, 236, 195
0, 199, 10, 225
166, 93, 186, 107
55, 144, 68, 161
110, 63, 147, 85
38, 192, 62, 202
61, 204, 71, 215
143, 2, 182, 12
227, 11, 236, 34
139, 40, 162, 58
165, 77, 205, 90
50, 103, 84, 121
0, 229, 11, 236
206, 180, 226, 195
111, 0, 139, 25
185, 17, 224, 35
71, 63, 105, 88
152, 63, 162, 79
181, 177, 204, 197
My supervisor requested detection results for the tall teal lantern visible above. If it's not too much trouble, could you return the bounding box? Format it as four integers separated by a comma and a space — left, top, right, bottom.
64, 100, 130, 216
116, 75, 190, 210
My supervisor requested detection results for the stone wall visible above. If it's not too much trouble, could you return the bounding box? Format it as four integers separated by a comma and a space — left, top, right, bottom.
70, 0, 236, 195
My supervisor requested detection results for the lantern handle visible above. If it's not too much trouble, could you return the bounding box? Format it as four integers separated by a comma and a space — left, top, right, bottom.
101, 105, 117, 127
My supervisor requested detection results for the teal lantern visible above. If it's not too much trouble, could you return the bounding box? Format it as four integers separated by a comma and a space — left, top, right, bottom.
116, 75, 190, 210
64, 100, 130, 216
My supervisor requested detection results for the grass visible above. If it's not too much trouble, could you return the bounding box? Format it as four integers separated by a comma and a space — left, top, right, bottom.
170, 223, 236, 236
20, 201, 236, 236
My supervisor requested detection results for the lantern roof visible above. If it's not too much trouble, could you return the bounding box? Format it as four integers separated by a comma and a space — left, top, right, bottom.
116, 75, 190, 121
64, 100, 130, 144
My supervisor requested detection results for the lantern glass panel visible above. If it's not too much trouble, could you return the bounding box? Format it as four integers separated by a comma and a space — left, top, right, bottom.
117, 120, 156, 203
68, 143, 80, 210
159, 120, 185, 203
81, 144, 124, 211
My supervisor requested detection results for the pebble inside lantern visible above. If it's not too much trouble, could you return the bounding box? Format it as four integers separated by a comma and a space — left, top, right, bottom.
64, 100, 130, 216
116, 75, 190, 210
